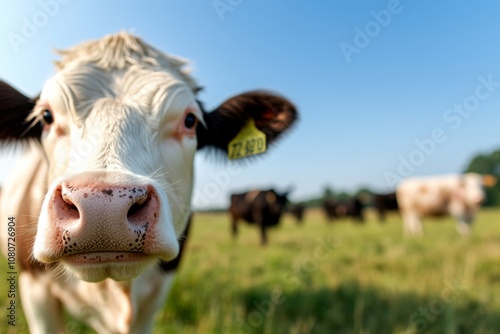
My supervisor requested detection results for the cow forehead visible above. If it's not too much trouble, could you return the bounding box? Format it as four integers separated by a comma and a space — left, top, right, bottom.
37, 33, 202, 120
54, 32, 198, 91
463, 173, 483, 187
39, 66, 199, 127
32, 32, 203, 129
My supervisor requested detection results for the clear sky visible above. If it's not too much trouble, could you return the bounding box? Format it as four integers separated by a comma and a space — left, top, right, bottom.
1, 1, 500, 209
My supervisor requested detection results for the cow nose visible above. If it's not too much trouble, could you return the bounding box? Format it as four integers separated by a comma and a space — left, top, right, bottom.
49, 180, 162, 255
59, 184, 150, 224
58, 183, 151, 224
33, 171, 181, 269
468, 192, 485, 206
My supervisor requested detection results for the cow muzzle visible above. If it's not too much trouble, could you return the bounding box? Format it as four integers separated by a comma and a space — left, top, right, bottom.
470, 193, 486, 206
33, 171, 179, 281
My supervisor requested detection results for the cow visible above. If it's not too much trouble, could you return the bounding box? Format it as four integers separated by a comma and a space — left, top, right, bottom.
0, 32, 297, 333
288, 203, 306, 224
229, 189, 289, 245
373, 192, 399, 222
323, 197, 364, 223
396, 173, 496, 235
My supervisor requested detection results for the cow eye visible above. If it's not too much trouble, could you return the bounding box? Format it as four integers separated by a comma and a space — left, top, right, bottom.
42, 109, 54, 124
184, 113, 197, 129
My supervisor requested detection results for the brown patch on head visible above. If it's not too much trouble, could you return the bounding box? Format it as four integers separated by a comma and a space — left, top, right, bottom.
265, 191, 277, 203
244, 190, 260, 203
419, 185, 428, 194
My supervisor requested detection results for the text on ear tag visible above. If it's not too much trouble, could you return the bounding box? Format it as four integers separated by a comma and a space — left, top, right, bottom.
228, 119, 267, 160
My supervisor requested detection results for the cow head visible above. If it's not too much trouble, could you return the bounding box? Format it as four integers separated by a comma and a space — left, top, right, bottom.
266, 189, 290, 217
0, 32, 297, 282
457, 173, 487, 208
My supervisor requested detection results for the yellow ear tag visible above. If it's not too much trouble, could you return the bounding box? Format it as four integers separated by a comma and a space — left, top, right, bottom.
228, 119, 267, 160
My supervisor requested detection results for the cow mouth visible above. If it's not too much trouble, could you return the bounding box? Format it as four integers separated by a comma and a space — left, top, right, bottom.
60, 252, 157, 282
63, 251, 152, 265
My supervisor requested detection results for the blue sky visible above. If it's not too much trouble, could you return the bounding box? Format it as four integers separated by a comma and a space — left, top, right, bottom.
1, 1, 500, 208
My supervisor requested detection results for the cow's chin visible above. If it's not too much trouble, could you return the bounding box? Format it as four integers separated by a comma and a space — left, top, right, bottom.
61, 252, 157, 282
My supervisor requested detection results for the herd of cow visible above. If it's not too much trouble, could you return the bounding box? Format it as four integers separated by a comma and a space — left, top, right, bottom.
229, 172, 496, 245
0, 32, 496, 333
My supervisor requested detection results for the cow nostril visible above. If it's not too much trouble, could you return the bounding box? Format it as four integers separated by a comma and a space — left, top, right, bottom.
62, 194, 78, 211
128, 199, 148, 217
59, 191, 80, 220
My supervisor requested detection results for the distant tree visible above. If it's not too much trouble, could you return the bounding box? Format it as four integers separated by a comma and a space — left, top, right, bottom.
301, 185, 375, 208
355, 186, 374, 206
323, 186, 335, 199
464, 149, 500, 207
355, 187, 374, 197
336, 191, 351, 202
301, 198, 324, 208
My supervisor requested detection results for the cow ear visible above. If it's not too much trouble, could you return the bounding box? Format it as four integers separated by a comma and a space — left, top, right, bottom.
483, 174, 497, 188
196, 91, 297, 155
0, 81, 41, 145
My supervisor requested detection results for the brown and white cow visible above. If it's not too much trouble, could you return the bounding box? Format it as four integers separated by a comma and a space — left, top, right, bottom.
396, 173, 495, 235
0, 32, 297, 333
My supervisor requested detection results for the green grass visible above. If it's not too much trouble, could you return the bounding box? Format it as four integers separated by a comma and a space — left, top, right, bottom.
2, 208, 500, 333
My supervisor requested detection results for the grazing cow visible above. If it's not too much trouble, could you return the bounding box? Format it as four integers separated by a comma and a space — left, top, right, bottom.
396, 173, 495, 235
229, 189, 289, 245
373, 192, 399, 222
0, 32, 297, 333
323, 197, 364, 223
288, 203, 306, 224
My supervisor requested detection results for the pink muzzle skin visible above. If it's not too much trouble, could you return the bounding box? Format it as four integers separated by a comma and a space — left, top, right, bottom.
39, 173, 167, 263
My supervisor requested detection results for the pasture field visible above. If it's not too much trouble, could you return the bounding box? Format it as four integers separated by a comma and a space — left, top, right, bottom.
2, 208, 500, 333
